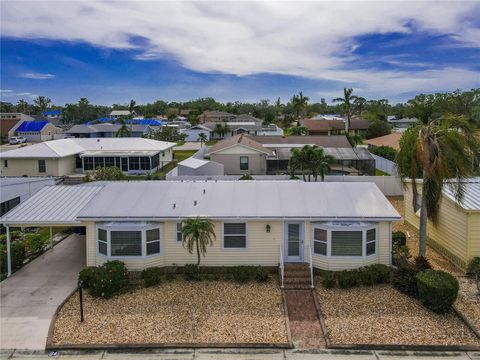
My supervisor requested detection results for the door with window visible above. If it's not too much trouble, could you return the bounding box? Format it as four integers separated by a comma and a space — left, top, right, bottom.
284, 222, 304, 262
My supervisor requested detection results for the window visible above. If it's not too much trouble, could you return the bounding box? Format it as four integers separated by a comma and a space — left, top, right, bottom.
224, 223, 246, 248
75, 156, 82, 169
151, 154, 159, 169
176, 222, 183, 242
129, 157, 140, 170
83, 157, 94, 171
240, 156, 249, 171
104, 157, 116, 167
98, 229, 107, 255
331, 231, 363, 256
3, 160, 7, 168
94, 157, 104, 169
146, 228, 160, 255
38, 160, 46, 173
110, 231, 142, 256
313, 228, 327, 255
140, 156, 151, 170
366, 228, 376, 256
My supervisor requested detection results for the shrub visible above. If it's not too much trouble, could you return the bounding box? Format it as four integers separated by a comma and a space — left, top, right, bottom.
141, 267, 163, 287
392, 231, 407, 247
337, 270, 360, 288
392, 263, 419, 297
229, 266, 256, 283
78, 267, 100, 288
183, 264, 201, 281
466, 257, 480, 277
416, 269, 459, 313
87, 261, 129, 299
321, 272, 336, 288
358, 267, 376, 286
414, 256, 432, 272
370, 146, 397, 161
254, 267, 270, 282
392, 244, 411, 266
25, 233, 48, 254
239, 174, 253, 180
368, 264, 392, 284
0, 241, 26, 274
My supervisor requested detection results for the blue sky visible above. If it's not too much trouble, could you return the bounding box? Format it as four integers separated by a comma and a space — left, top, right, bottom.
1, 1, 480, 106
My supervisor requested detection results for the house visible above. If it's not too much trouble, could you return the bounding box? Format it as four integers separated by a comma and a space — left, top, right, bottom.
404, 178, 480, 269
42, 110, 62, 118
175, 157, 224, 176
198, 110, 236, 123
0, 181, 401, 274
364, 133, 402, 151
203, 122, 283, 139
388, 117, 418, 130
0, 113, 35, 139
310, 114, 344, 121
180, 125, 211, 142
110, 110, 134, 119
15, 121, 63, 142
205, 134, 375, 176
0, 138, 176, 177
67, 123, 152, 138
302, 118, 369, 136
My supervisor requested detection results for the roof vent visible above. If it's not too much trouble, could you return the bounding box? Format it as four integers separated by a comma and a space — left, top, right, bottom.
97, 138, 100, 142
203, 189, 206, 194
173, 203, 176, 208
194, 200, 197, 206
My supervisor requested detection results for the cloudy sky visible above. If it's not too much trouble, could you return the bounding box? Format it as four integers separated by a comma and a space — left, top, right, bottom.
1, 0, 480, 106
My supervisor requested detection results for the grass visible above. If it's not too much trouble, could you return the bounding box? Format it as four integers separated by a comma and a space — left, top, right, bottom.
173, 150, 197, 162
375, 168, 390, 176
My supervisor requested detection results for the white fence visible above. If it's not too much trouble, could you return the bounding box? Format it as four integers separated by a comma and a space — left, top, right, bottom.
371, 154, 398, 175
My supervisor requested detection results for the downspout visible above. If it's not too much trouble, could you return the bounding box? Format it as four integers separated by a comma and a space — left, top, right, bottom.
389, 222, 392, 266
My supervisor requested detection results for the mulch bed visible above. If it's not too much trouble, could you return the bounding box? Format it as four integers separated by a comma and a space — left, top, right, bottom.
50, 280, 289, 347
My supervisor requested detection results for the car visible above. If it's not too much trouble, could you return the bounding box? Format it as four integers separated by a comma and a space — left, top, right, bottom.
9, 137, 27, 145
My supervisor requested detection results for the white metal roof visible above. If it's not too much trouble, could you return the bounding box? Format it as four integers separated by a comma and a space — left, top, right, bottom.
178, 157, 210, 169
0, 185, 104, 225
443, 178, 480, 211
110, 110, 131, 116
1, 138, 176, 158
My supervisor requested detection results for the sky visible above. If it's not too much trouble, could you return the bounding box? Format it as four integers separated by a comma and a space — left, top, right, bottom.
1, 0, 480, 106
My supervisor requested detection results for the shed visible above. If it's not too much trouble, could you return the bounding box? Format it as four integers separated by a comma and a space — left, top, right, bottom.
176, 157, 224, 176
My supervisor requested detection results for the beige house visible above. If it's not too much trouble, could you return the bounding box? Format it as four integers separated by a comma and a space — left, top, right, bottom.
1, 181, 400, 276
404, 178, 480, 269
0, 138, 175, 177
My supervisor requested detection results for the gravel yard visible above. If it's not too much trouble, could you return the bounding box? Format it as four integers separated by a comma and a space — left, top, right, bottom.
455, 276, 480, 333
316, 283, 480, 346
51, 280, 288, 346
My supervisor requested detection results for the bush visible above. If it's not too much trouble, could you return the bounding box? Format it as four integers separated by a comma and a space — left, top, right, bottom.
392, 244, 411, 267
392, 263, 419, 297
87, 261, 129, 299
229, 266, 256, 283
368, 264, 392, 283
416, 269, 459, 313
392, 231, 407, 247
254, 267, 270, 282
183, 264, 201, 281
370, 146, 397, 161
321, 272, 336, 288
25, 233, 48, 254
239, 174, 253, 180
141, 267, 163, 287
0, 241, 26, 275
337, 270, 360, 288
78, 267, 99, 288
414, 256, 432, 272
467, 257, 480, 276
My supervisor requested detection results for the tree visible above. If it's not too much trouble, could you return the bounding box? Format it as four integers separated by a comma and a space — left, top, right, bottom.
92, 166, 126, 180
115, 119, 131, 137
396, 114, 480, 257
287, 125, 309, 136
288, 145, 332, 181
17, 99, 29, 114
370, 146, 397, 161
148, 126, 187, 142
33, 96, 51, 114
128, 99, 137, 115
311, 147, 334, 182
291, 91, 310, 120
214, 123, 225, 138
181, 217, 216, 265
366, 120, 391, 139
333, 88, 358, 133
198, 133, 207, 146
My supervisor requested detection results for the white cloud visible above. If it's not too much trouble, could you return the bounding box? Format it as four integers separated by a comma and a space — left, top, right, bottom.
1, 90, 38, 99
19, 72, 56, 80
0, 89, 13, 93
2, 1, 480, 97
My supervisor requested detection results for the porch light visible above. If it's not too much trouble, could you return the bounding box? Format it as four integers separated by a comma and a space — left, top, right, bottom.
266, 224, 271, 233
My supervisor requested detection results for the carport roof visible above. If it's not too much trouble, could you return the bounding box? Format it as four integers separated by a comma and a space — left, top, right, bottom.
0, 185, 104, 225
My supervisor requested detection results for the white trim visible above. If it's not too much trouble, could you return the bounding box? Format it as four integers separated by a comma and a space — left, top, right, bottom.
207, 143, 272, 156
175, 221, 183, 243
222, 221, 248, 250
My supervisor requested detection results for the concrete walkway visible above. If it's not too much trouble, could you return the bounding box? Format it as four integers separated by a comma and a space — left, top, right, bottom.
0, 234, 85, 350
1, 349, 479, 360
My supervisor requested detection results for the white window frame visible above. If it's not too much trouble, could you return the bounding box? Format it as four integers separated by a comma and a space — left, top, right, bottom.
222, 222, 248, 250
96, 222, 162, 259
310, 222, 378, 259
176, 221, 183, 243
146, 228, 161, 256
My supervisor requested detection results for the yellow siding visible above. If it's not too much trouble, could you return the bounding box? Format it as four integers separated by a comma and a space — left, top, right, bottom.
0, 158, 62, 176
468, 213, 480, 260
404, 183, 469, 267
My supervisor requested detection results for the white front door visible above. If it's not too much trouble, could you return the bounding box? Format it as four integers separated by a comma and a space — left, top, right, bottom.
285, 222, 304, 262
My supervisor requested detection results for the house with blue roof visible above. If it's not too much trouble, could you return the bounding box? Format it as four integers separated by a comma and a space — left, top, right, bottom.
15, 120, 63, 142
42, 110, 62, 118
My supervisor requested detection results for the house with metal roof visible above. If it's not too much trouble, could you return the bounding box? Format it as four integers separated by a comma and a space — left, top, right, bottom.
67, 123, 152, 138
179, 125, 211, 142
0, 138, 176, 177
15, 120, 63, 142
0, 181, 400, 277
42, 110, 62, 118
404, 178, 480, 269
301, 118, 369, 136
203, 122, 283, 139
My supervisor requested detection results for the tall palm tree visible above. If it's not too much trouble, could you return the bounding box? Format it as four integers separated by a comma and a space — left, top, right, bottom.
214, 123, 224, 138
312, 147, 334, 182
115, 119, 131, 137
288, 125, 309, 136
289, 145, 315, 181
396, 114, 480, 257
333, 88, 358, 133
182, 217, 216, 266
198, 133, 207, 146
128, 99, 136, 115
291, 91, 310, 120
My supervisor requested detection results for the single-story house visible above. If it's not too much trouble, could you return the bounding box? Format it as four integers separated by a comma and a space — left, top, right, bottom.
198, 110, 236, 123
42, 110, 62, 118
180, 125, 211, 142
15, 121, 63, 142
388, 117, 418, 130
365, 133, 402, 151
0, 138, 176, 177
175, 157, 224, 176
0, 181, 400, 276
204, 122, 283, 139
301, 118, 369, 136
206, 134, 375, 176
404, 178, 480, 269
110, 110, 135, 119
67, 123, 152, 138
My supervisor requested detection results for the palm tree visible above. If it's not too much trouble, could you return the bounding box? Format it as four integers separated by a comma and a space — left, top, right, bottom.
198, 133, 207, 146
289, 145, 314, 181
17, 99, 28, 114
312, 147, 334, 181
353, 96, 367, 117
128, 99, 136, 115
291, 91, 310, 120
396, 114, 480, 257
333, 88, 358, 133
115, 119, 131, 137
288, 125, 309, 136
181, 217, 216, 265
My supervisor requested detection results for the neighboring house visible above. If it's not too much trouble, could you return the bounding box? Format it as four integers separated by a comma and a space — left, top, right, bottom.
206, 134, 273, 175
388, 117, 418, 130
206, 134, 375, 176
204, 122, 283, 139
404, 178, 480, 269
180, 125, 211, 142
0, 113, 35, 139
179, 109, 192, 117
0, 177, 57, 216
15, 121, 63, 142
310, 114, 344, 121
175, 157, 224, 176
67, 123, 152, 138
301, 118, 369, 136
364, 133, 402, 151
0, 138, 176, 177
110, 110, 135, 119
42, 110, 62, 118
198, 110, 236, 123
0, 181, 401, 272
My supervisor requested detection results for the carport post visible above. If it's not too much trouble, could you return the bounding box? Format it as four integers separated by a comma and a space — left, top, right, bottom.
6, 226, 12, 277
50, 226, 53, 249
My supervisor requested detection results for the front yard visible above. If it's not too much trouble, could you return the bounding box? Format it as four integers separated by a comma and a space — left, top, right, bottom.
51, 280, 288, 346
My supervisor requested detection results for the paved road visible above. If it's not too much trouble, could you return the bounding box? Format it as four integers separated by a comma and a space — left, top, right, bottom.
0, 234, 86, 350
1, 349, 479, 360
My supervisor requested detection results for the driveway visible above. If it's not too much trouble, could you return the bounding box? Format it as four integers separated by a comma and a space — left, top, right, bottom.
0, 234, 85, 350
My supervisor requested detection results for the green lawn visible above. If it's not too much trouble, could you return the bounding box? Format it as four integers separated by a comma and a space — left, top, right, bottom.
173, 150, 197, 162
375, 168, 390, 176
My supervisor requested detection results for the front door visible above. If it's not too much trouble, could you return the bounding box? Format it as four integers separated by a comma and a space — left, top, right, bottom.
285, 222, 304, 262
